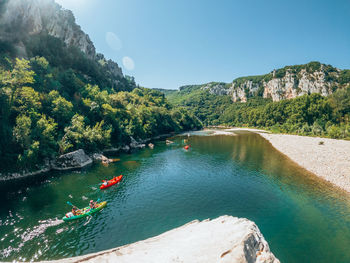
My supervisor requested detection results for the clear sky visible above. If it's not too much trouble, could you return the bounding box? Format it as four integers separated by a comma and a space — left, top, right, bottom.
55, 0, 350, 90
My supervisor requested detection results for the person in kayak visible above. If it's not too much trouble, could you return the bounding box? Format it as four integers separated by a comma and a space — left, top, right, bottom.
89, 200, 98, 209
72, 206, 80, 216
102, 180, 108, 186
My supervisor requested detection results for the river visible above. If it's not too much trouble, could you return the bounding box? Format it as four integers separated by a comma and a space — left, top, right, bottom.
1, 130, 350, 263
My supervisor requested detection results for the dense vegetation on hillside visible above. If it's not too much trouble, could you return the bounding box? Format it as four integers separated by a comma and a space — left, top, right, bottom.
219, 90, 350, 138
0, 0, 203, 174
0, 57, 201, 172
0, 34, 133, 93
166, 86, 232, 125
165, 85, 350, 139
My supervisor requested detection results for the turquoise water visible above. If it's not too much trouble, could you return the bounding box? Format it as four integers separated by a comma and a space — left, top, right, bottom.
1, 131, 350, 262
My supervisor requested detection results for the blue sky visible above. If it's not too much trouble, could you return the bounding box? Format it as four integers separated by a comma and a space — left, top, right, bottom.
55, 0, 350, 90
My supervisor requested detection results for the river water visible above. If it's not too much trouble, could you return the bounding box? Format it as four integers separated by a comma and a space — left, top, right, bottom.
1, 131, 350, 263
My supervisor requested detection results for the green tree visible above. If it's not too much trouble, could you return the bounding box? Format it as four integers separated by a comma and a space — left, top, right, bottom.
14, 86, 41, 118
13, 115, 32, 149
34, 115, 58, 157
51, 96, 73, 125
0, 58, 34, 106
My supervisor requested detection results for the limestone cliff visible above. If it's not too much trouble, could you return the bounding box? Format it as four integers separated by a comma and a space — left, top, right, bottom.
183, 62, 349, 102
0, 0, 124, 79
201, 82, 230, 95
229, 64, 341, 102
1, 0, 95, 57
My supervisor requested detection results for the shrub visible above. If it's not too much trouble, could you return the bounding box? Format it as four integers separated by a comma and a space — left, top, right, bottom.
327, 125, 342, 139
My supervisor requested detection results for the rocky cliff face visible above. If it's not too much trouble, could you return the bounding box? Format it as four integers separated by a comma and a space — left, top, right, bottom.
230, 67, 339, 102
201, 82, 230, 95
96, 53, 123, 79
1, 0, 95, 57
0, 0, 123, 78
194, 62, 346, 102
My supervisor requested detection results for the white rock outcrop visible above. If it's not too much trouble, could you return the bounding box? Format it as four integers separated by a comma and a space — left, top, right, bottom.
195, 64, 343, 103
262, 69, 333, 101
230, 80, 260, 102
229, 68, 338, 102
40, 216, 279, 263
201, 83, 230, 96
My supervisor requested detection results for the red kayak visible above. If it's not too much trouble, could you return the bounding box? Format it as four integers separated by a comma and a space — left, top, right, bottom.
100, 175, 123, 190
184, 145, 190, 150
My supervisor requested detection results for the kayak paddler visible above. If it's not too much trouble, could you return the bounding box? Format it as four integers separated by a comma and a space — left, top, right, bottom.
72, 206, 81, 216
89, 200, 98, 209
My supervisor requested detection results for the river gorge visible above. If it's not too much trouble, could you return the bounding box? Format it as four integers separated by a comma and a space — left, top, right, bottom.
1, 131, 350, 263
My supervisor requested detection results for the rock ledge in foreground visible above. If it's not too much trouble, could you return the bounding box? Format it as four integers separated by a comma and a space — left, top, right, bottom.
42, 215, 279, 263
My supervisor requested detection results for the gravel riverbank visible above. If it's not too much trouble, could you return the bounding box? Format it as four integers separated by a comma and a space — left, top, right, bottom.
204, 127, 350, 192
225, 128, 350, 193
258, 133, 350, 193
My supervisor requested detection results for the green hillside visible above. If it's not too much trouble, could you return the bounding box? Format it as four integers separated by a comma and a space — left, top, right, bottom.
0, 57, 202, 172
0, 2, 202, 172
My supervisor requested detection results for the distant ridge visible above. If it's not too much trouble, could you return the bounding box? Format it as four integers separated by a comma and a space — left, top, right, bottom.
167, 61, 350, 102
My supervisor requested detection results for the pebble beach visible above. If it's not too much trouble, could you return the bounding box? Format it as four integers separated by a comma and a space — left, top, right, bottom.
257, 132, 350, 193
216, 127, 350, 193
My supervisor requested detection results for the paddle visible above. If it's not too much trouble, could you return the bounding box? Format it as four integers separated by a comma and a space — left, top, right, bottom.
67, 198, 101, 208
66, 201, 83, 215
67, 201, 77, 208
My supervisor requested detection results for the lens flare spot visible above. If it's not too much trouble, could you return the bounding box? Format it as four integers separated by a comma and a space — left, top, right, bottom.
106, 32, 122, 51
122, 56, 135, 71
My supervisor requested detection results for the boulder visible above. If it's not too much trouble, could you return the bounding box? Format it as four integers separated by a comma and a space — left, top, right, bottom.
52, 149, 92, 171
44, 216, 279, 263
92, 153, 109, 162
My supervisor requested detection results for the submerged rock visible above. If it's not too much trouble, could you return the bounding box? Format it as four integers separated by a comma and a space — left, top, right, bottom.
44, 215, 279, 263
52, 149, 92, 171
92, 153, 110, 163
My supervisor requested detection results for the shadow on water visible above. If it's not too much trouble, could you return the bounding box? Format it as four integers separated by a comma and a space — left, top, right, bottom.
1, 131, 350, 263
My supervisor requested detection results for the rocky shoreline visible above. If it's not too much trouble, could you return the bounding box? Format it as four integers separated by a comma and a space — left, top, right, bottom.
0, 132, 178, 181
37, 216, 279, 263
3, 128, 349, 195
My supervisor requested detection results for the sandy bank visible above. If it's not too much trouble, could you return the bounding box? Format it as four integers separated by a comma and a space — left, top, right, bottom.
258, 132, 350, 193
38, 216, 279, 263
